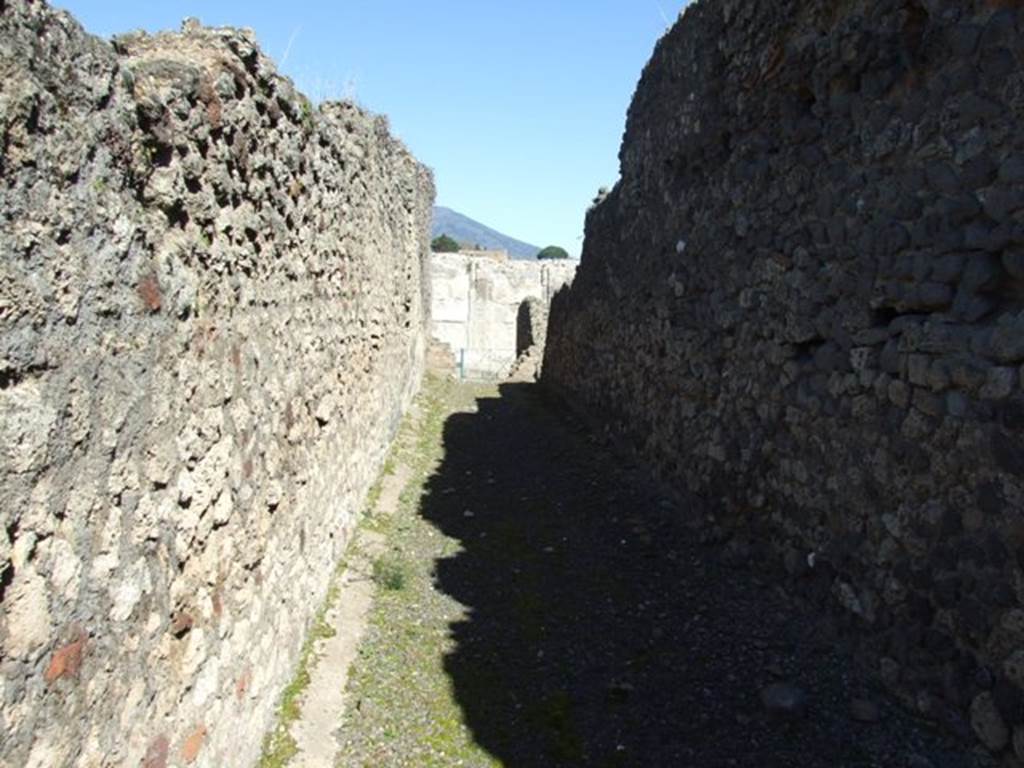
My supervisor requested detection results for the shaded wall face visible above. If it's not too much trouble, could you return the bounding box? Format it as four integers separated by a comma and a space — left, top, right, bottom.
0, 3, 433, 766
430, 253, 575, 379
516, 300, 536, 357
545, 0, 1024, 751
516, 298, 549, 358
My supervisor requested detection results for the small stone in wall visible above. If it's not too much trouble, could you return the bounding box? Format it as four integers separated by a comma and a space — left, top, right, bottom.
4, 566, 51, 660
981, 367, 1016, 400
109, 563, 151, 622
1014, 725, 1024, 763
170, 610, 195, 638
849, 698, 880, 723
1004, 649, 1024, 691
970, 691, 1009, 752
0, 382, 58, 474
760, 682, 807, 719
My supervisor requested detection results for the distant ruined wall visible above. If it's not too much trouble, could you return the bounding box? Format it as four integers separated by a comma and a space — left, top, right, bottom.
0, 3, 433, 766
546, 0, 1024, 755
430, 252, 575, 379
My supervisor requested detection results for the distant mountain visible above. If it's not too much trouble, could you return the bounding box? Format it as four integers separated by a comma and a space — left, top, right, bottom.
432, 206, 541, 260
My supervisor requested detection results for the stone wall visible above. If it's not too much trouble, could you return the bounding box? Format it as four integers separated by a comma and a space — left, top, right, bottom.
430, 252, 575, 380
545, 0, 1024, 756
0, 3, 433, 766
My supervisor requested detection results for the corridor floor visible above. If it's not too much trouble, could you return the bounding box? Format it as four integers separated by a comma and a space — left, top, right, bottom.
282, 377, 984, 768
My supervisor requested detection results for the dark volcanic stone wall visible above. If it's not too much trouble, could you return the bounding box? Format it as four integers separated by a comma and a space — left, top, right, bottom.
545, 0, 1024, 756
0, 2, 432, 766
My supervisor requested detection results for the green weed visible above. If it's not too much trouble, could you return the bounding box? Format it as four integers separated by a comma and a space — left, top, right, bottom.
372, 553, 408, 591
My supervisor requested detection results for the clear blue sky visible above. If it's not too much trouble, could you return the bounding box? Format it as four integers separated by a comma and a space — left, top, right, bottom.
56, 1, 687, 257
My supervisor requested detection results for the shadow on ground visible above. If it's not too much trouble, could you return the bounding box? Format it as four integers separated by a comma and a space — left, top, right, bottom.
418, 383, 976, 768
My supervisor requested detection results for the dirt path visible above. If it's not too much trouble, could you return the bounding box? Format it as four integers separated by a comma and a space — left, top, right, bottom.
273, 376, 985, 767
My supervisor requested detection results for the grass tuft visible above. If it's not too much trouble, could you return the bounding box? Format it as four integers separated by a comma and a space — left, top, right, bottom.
372, 553, 409, 591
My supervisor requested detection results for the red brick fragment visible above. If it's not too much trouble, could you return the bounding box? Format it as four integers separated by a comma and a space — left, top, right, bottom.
235, 667, 251, 701
137, 273, 162, 312
180, 725, 207, 764
44, 634, 87, 684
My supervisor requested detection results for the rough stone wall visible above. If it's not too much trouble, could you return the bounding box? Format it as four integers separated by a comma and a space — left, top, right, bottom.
430, 252, 575, 379
545, 0, 1024, 755
0, 3, 433, 766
